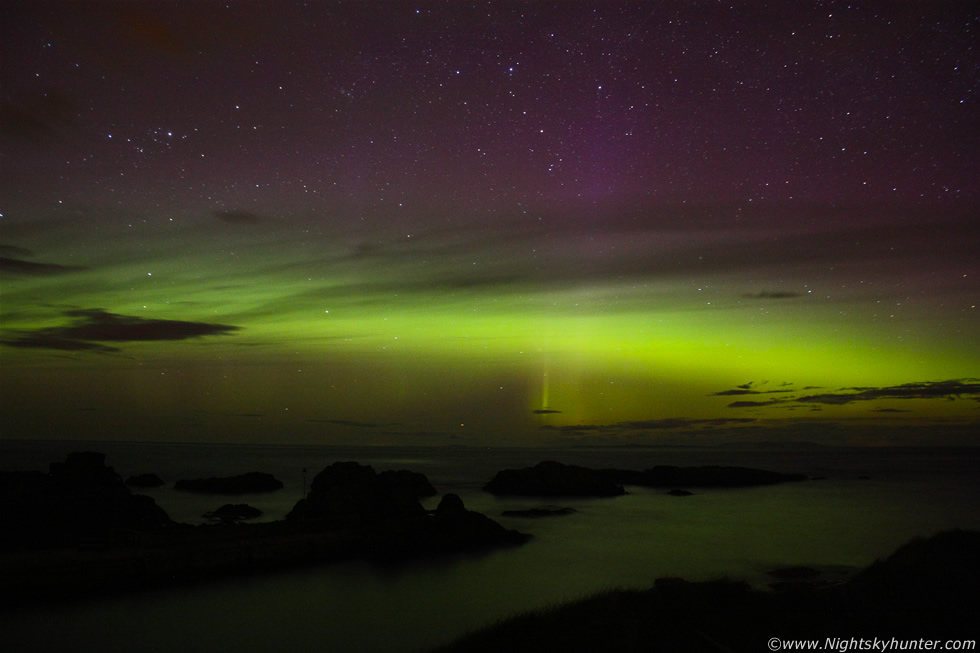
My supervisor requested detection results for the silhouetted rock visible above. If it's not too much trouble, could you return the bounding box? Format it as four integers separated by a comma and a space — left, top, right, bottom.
433, 530, 980, 652
600, 465, 807, 487
203, 503, 263, 522
429, 493, 531, 551
286, 461, 425, 524
436, 492, 466, 517
175, 472, 283, 494
1, 458, 528, 603
0, 452, 172, 549
484, 461, 804, 497
665, 489, 693, 496
483, 461, 626, 497
379, 468, 438, 497
286, 463, 528, 561
126, 473, 165, 487
501, 506, 577, 518
48, 451, 123, 489
846, 529, 979, 631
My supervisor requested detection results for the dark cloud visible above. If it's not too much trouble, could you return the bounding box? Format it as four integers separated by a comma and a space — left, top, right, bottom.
541, 417, 756, 433
720, 379, 980, 409
742, 291, 803, 299
710, 386, 794, 397
0, 245, 35, 258
618, 417, 757, 430
727, 400, 785, 408
539, 424, 605, 434
532, 409, 562, 414
1, 308, 240, 352
797, 380, 980, 405
214, 210, 263, 225
1, 334, 120, 353
0, 256, 86, 276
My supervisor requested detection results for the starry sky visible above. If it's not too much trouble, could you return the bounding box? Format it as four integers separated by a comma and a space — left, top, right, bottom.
1, 1, 977, 446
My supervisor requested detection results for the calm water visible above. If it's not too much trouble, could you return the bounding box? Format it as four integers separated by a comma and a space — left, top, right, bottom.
1, 441, 978, 652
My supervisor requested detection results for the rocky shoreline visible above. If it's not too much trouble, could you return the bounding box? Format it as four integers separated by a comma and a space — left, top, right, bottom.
0, 452, 834, 608
483, 459, 808, 497
0, 452, 528, 606
432, 529, 980, 651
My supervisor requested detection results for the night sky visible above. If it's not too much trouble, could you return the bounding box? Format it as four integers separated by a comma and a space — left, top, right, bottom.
1, 1, 977, 446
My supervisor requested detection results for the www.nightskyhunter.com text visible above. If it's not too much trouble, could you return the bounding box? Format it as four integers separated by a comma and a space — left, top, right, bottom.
768, 637, 976, 652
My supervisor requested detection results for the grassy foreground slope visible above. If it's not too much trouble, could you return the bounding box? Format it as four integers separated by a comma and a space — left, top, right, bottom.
432, 530, 978, 652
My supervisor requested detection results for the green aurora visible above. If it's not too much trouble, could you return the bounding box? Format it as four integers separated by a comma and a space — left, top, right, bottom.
1, 1, 977, 446
2, 206, 977, 446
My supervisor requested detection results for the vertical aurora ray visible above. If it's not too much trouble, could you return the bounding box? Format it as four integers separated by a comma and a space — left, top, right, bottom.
541, 366, 550, 412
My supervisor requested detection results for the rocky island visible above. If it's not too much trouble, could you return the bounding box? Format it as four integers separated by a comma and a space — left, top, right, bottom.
0, 452, 528, 605
484, 460, 806, 497
1, 451, 173, 549
286, 461, 527, 560
203, 503, 263, 522
483, 460, 627, 497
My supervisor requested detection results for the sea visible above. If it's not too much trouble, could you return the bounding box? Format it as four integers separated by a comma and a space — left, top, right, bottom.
1, 440, 978, 652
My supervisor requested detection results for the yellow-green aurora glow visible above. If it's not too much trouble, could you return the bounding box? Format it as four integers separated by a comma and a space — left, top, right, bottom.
2, 207, 977, 446
2, 2, 977, 445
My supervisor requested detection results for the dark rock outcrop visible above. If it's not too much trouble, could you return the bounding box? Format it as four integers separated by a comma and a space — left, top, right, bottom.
126, 473, 165, 487
483, 461, 626, 497
286, 462, 529, 560
1, 457, 527, 603
175, 472, 283, 494
665, 489, 693, 496
286, 461, 426, 524
203, 503, 263, 522
379, 468, 438, 497
433, 530, 979, 652
430, 493, 531, 551
0, 452, 172, 549
847, 529, 980, 625
484, 461, 805, 497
